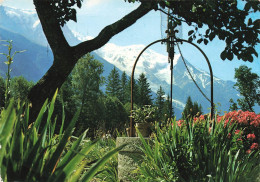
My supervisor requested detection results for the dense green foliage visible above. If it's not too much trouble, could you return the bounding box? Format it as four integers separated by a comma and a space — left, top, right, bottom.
0, 92, 125, 182
233, 65, 260, 112
154, 87, 175, 121
137, 73, 153, 106
182, 96, 203, 120
135, 116, 260, 181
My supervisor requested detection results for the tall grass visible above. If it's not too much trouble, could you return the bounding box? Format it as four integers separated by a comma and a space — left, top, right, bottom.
136, 116, 260, 182
0, 91, 126, 182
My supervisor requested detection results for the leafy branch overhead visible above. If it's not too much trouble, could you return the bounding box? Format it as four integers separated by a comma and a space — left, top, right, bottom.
130, 0, 260, 62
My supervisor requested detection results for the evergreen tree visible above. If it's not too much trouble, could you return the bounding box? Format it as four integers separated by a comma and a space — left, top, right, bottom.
229, 98, 238, 111
182, 96, 194, 120
119, 71, 128, 104
106, 66, 121, 98
163, 94, 174, 121
192, 101, 202, 117
126, 77, 138, 104
183, 96, 203, 119
137, 73, 152, 106
155, 86, 165, 121
234, 65, 260, 112
71, 54, 105, 135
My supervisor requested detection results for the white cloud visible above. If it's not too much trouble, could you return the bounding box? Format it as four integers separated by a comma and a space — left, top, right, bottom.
83, 0, 112, 9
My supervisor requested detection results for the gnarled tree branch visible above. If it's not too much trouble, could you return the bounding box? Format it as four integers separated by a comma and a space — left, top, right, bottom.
72, 2, 156, 60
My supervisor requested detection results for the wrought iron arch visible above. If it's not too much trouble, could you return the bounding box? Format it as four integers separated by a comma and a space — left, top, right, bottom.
130, 37, 214, 137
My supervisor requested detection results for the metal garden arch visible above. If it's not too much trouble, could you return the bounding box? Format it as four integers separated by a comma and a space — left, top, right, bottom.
129, 37, 214, 137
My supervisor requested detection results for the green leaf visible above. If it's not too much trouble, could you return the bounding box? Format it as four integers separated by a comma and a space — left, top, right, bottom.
227, 52, 233, 61
55, 130, 88, 171
188, 30, 194, 36
204, 39, 209, 45
206, 29, 210, 35
0, 99, 16, 170
209, 32, 215, 41
247, 18, 253, 26
43, 109, 80, 176
80, 144, 127, 182
192, 5, 197, 12
220, 51, 227, 60
52, 139, 96, 182
70, 9, 77, 22
197, 38, 203, 44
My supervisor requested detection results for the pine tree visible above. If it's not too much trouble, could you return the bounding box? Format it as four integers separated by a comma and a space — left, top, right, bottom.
119, 71, 128, 104
163, 94, 174, 121
192, 101, 202, 117
183, 96, 203, 119
137, 73, 152, 106
182, 96, 194, 120
126, 77, 139, 104
106, 66, 121, 98
155, 86, 165, 120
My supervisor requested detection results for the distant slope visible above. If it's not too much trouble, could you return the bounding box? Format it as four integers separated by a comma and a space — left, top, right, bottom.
0, 27, 52, 82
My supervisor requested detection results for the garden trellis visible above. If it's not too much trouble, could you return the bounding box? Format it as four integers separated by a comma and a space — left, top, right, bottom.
129, 9, 214, 137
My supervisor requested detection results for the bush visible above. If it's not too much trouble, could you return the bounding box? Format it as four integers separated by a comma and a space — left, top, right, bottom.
136, 115, 260, 181
0, 91, 125, 182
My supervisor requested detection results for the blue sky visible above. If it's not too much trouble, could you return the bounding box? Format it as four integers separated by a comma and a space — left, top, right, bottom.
2, 0, 260, 81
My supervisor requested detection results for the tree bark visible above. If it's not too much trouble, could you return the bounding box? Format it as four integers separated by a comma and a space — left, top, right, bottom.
28, 1, 155, 123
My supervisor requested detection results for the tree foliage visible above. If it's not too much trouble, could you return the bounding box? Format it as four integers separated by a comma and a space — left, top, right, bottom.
10, 76, 34, 103
71, 54, 105, 135
182, 96, 202, 119
106, 67, 121, 98
137, 73, 152, 106
155, 86, 165, 121
229, 98, 238, 111
139, 0, 260, 62
234, 65, 260, 112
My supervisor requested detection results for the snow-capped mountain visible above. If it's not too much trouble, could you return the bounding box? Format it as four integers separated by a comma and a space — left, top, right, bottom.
96, 43, 240, 115
0, 5, 80, 46
0, 5, 248, 117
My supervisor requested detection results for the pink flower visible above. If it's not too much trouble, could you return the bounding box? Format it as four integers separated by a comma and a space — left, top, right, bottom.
177, 120, 184, 127
250, 143, 258, 150
246, 149, 252, 154
235, 130, 240, 134
247, 133, 256, 141
237, 138, 243, 142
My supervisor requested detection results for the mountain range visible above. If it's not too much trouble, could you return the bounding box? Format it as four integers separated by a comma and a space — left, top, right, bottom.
1, 5, 257, 118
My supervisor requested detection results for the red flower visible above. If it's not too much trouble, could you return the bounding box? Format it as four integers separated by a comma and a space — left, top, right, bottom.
235, 130, 241, 134
250, 143, 258, 150
246, 149, 252, 154
247, 133, 256, 141
227, 133, 231, 138
177, 120, 184, 127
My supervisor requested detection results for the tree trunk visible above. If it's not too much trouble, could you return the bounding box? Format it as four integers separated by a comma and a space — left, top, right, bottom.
28, 0, 155, 123
28, 53, 77, 123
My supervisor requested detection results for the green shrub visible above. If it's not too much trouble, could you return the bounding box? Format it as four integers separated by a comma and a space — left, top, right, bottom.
0, 91, 126, 182
136, 116, 260, 182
